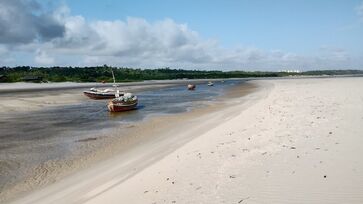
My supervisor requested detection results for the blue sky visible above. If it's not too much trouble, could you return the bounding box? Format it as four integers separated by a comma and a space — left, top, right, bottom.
0, 0, 362, 70
65, 0, 362, 51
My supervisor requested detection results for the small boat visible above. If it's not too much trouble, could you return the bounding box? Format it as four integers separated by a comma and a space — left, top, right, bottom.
83, 88, 122, 99
207, 81, 214, 86
84, 68, 123, 99
108, 93, 138, 112
187, 84, 196, 90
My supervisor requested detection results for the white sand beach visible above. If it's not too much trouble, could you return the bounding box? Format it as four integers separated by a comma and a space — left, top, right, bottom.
9, 77, 363, 204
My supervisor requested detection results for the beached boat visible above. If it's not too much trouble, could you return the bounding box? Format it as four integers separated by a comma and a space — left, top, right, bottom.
107, 93, 138, 112
187, 84, 196, 90
83, 88, 122, 99
207, 81, 214, 86
84, 68, 123, 99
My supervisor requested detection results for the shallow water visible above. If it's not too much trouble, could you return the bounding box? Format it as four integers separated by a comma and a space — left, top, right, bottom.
0, 80, 245, 194
0, 80, 240, 139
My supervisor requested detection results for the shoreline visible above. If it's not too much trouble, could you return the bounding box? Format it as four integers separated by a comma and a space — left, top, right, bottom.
82, 77, 362, 204
1, 81, 258, 203
0, 79, 231, 94
6, 77, 363, 204
0, 83, 177, 114
1, 74, 362, 94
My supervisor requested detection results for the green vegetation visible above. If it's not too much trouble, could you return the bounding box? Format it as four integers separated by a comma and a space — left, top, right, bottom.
0, 65, 362, 83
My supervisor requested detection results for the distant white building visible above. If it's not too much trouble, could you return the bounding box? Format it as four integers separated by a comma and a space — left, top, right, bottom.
278, 69, 302, 73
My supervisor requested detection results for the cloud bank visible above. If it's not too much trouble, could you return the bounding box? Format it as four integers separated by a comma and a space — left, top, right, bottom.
0, 0, 65, 44
0, 0, 360, 70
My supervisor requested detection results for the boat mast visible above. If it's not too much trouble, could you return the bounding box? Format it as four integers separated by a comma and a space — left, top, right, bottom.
111, 68, 116, 85
111, 68, 120, 97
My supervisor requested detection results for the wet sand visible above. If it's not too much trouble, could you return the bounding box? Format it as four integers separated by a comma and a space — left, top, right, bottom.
0, 80, 256, 203
0, 79, 225, 94
0, 83, 177, 114
0, 79, 230, 114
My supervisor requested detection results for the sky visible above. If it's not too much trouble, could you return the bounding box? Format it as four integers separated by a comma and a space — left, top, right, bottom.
0, 0, 362, 70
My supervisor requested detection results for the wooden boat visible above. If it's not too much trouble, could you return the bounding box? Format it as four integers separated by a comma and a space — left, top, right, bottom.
83, 88, 122, 99
187, 84, 196, 90
107, 93, 138, 112
84, 69, 123, 99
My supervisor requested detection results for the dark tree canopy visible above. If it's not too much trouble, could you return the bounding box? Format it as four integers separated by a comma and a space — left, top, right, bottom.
0, 66, 362, 83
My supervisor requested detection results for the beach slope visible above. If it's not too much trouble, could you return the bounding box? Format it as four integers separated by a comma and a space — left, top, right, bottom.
12, 77, 363, 204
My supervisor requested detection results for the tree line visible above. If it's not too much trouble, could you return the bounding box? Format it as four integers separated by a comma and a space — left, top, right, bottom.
0, 65, 362, 83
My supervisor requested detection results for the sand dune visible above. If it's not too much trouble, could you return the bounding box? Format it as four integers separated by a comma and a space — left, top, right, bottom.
9, 77, 363, 204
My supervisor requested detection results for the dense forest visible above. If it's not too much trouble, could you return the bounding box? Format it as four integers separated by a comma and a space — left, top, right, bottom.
0, 65, 362, 83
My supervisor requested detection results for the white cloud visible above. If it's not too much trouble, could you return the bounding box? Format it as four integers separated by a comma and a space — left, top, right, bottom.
34, 49, 55, 65
0, 2, 361, 70
0, 45, 15, 65
0, 0, 65, 44
319, 46, 350, 62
